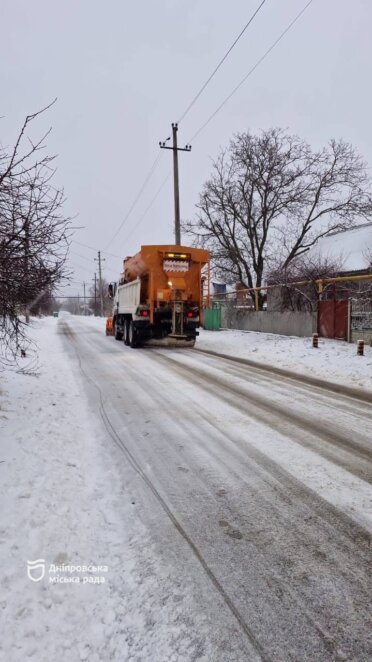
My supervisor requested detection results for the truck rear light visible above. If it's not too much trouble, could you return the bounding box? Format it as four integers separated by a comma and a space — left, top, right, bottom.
186, 308, 199, 318
164, 252, 190, 260
138, 309, 149, 317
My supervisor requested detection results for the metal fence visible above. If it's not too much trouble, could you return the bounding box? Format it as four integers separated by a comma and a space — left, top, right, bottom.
350, 298, 372, 343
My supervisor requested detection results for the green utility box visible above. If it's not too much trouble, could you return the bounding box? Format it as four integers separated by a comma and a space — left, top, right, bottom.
203, 306, 221, 331
53, 311, 59, 318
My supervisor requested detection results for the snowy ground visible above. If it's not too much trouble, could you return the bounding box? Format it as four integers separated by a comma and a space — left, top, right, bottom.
1, 315, 371, 661
59, 315, 372, 393
0, 318, 226, 662
198, 328, 372, 392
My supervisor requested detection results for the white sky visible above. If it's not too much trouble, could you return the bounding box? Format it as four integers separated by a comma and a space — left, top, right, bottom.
2, 0, 371, 298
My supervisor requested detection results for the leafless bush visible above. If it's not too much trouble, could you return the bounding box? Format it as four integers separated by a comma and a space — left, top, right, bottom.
0, 101, 71, 361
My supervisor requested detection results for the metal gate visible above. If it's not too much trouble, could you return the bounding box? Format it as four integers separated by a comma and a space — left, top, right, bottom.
318, 300, 348, 339
203, 305, 221, 331
350, 298, 372, 344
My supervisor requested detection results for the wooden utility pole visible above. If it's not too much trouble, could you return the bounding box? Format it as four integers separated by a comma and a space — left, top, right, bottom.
93, 273, 97, 316
94, 251, 105, 317
159, 123, 191, 245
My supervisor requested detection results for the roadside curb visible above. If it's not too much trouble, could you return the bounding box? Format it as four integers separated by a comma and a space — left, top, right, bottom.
193, 347, 372, 404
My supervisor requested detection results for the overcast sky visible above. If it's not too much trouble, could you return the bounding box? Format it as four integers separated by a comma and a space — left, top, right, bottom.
2, 0, 371, 298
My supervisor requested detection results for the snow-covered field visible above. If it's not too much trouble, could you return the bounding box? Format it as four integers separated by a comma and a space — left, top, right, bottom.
198, 328, 372, 392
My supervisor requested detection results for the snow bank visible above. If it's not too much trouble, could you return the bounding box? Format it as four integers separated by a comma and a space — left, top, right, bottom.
197, 328, 372, 392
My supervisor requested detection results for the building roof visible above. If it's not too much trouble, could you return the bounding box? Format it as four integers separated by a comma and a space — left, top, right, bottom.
310, 223, 372, 273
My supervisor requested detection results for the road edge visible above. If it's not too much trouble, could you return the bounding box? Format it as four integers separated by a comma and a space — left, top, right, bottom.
193, 347, 372, 404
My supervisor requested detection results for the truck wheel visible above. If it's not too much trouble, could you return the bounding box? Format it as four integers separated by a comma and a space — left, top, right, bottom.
114, 323, 123, 341
128, 320, 137, 348
123, 320, 130, 346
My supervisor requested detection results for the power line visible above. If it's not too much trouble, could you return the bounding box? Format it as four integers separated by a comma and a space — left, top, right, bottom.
67, 260, 95, 275
121, 172, 171, 247
69, 249, 95, 263
71, 240, 121, 259
121, 1, 266, 246
85, 1, 312, 254
189, 0, 314, 143
177, 0, 267, 124
69, 248, 119, 275
61, 280, 86, 286
67, 258, 118, 277
104, 152, 163, 250
85, 3, 265, 253
102, 1, 264, 250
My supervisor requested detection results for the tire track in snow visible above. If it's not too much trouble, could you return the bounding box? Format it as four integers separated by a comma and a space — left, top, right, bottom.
59, 319, 372, 660
194, 347, 372, 405
148, 350, 372, 484
60, 321, 270, 662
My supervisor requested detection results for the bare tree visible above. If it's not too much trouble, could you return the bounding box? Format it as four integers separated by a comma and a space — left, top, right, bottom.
0, 101, 71, 362
185, 128, 372, 308
268, 255, 344, 312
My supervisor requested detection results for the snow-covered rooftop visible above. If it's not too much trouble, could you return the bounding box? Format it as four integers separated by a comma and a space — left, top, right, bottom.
310, 223, 372, 272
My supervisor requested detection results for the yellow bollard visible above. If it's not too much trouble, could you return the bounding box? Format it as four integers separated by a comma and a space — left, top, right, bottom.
312, 333, 319, 348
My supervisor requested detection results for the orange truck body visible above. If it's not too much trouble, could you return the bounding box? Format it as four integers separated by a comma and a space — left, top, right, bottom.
110, 244, 209, 347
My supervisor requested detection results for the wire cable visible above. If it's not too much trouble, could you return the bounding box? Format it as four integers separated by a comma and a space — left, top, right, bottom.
67, 261, 97, 276
114, 1, 266, 246
104, 152, 163, 250
189, 0, 314, 142
69, 249, 96, 263
71, 240, 121, 259
100, 1, 312, 252
67, 259, 118, 277
96, 3, 266, 252
122, 172, 171, 247
177, 0, 267, 124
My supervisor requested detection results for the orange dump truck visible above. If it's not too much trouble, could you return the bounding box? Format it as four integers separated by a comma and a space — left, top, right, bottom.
109, 245, 209, 347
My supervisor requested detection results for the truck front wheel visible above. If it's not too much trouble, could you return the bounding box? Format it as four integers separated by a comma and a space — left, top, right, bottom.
128, 320, 137, 348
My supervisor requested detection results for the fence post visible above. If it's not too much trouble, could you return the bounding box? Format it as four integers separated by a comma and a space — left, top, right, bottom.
347, 298, 351, 343
357, 339, 364, 356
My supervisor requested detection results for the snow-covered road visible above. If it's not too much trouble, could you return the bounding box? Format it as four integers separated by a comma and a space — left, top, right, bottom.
1, 315, 371, 660
58, 315, 371, 661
